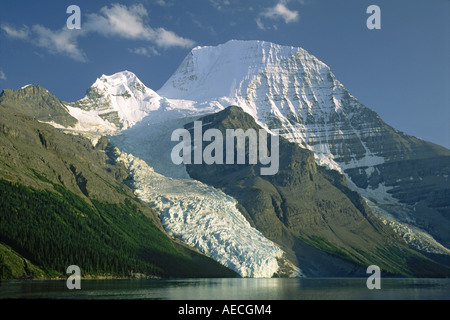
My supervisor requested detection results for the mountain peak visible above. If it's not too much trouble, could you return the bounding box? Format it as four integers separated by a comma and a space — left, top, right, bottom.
157, 40, 329, 101
70, 70, 160, 130
0, 84, 78, 128
192, 39, 301, 53
99, 70, 139, 82
92, 70, 145, 92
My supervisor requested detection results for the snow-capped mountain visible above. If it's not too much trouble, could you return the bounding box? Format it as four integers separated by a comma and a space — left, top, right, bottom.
159, 40, 388, 170
69, 71, 162, 131
156, 40, 450, 255
53, 40, 450, 274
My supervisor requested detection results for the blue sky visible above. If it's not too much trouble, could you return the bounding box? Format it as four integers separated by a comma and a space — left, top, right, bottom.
1, 0, 448, 148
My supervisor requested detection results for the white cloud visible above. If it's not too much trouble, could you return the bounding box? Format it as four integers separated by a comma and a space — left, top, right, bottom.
255, 18, 265, 30
0, 3, 195, 62
31, 25, 87, 62
154, 0, 172, 7
85, 3, 194, 48
209, 0, 231, 11
1, 23, 86, 62
128, 46, 160, 57
1, 24, 29, 39
262, 3, 299, 24
0, 69, 6, 80
154, 27, 195, 48
256, 1, 300, 29
86, 4, 152, 39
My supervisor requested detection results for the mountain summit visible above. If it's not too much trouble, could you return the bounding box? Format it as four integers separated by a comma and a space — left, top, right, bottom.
158, 40, 323, 102
73, 70, 161, 130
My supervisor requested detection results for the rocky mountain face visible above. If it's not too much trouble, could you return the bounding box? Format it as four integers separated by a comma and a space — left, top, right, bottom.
0, 84, 78, 127
184, 106, 448, 277
1, 40, 449, 278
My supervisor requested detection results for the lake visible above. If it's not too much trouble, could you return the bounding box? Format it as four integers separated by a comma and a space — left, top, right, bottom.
1, 278, 449, 300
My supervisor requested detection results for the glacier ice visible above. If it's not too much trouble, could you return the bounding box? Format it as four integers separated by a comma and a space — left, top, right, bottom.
113, 148, 302, 278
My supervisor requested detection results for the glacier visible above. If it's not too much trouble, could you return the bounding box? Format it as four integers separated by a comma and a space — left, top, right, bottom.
108, 111, 302, 277
113, 149, 301, 278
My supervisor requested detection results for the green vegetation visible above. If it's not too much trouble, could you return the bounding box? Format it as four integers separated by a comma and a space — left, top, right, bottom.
300, 235, 353, 262
0, 242, 46, 280
0, 178, 236, 279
